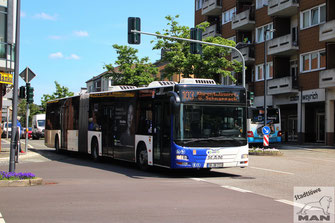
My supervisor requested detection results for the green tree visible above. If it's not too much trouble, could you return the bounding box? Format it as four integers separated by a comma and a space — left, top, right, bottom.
151, 15, 242, 82
18, 99, 42, 127
104, 44, 158, 86
40, 81, 74, 111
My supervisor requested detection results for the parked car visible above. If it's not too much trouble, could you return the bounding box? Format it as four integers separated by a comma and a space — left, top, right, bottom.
22, 127, 33, 139
1, 122, 12, 138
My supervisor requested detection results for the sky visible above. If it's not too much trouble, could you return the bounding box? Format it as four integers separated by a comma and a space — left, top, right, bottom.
19, 0, 195, 105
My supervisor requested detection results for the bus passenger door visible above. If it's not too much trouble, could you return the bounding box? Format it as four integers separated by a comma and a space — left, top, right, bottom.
153, 102, 171, 166
101, 105, 115, 157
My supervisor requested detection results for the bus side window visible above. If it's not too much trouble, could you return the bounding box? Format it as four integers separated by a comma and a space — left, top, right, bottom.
138, 102, 152, 135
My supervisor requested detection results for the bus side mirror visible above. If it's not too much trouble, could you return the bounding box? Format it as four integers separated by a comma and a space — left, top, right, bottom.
168, 92, 180, 114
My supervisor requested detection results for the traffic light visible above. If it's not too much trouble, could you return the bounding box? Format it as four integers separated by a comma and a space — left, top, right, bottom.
19, 86, 26, 99
190, 28, 202, 54
128, 17, 141, 44
26, 83, 34, 104
247, 91, 254, 106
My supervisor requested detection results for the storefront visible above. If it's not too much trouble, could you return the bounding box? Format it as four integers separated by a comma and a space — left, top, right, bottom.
274, 89, 326, 144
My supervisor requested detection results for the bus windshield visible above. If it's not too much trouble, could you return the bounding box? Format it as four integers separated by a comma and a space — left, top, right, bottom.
174, 104, 247, 147
251, 108, 279, 124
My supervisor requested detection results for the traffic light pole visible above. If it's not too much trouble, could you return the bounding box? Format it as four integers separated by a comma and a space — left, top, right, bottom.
130, 30, 246, 88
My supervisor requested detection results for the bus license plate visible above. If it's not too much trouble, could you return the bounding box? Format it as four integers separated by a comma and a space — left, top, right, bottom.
207, 163, 223, 168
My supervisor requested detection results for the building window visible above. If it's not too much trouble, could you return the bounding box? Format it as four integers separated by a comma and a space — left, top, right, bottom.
227, 36, 236, 43
255, 62, 273, 81
196, 0, 203, 11
109, 79, 113, 87
256, 0, 268, 9
222, 8, 236, 24
256, 23, 273, 43
0, 6, 7, 43
300, 49, 326, 73
300, 4, 326, 30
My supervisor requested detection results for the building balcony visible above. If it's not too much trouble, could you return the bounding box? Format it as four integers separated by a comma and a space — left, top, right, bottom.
202, 24, 221, 39
268, 0, 299, 17
319, 68, 335, 89
319, 20, 335, 42
267, 34, 298, 56
231, 45, 255, 65
231, 9, 255, 31
267, 76, 298, 95
202, 0, 222, 16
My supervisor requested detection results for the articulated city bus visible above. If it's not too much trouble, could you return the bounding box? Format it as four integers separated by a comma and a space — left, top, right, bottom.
45, 79, 249, 170
247, 107, 282, 144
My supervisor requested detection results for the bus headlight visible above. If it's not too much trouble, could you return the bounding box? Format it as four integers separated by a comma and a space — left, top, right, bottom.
241, 154, 248, 159
176, 155, 189, 161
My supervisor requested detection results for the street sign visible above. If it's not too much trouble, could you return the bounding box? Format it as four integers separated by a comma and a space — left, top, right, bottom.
19, 67, 36, 83
262, 126, 270, 135
263, 135, 269, 147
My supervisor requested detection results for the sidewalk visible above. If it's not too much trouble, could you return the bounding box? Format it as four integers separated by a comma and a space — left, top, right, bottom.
277, 142, 335, 150
0, 139, 29, 159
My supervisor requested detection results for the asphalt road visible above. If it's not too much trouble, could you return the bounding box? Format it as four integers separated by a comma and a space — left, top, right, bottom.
0, 140, 334, 223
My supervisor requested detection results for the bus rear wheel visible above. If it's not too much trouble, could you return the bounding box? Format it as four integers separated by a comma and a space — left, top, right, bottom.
137, 145, 148, 170
91, 138, 99, 162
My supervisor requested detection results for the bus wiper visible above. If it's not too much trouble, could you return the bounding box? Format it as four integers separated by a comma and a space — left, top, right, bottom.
206, 136, 245, 145
181, 138, 211, 144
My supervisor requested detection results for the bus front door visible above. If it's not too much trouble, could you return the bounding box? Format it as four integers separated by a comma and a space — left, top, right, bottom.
153, 102, 171, 167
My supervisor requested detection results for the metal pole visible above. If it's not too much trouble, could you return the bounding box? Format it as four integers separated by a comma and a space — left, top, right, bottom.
24, 69, 29, 153
9, 0, 21, 172
264, 30, 267, 127
25, 101, 29, 152
6, 107, 9, 138
131, 30, 246, 88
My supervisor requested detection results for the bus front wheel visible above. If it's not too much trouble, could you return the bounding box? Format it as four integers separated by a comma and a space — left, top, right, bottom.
137, 145, 148, 170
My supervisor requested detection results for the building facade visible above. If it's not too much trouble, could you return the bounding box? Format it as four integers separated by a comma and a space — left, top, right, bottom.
195, 0, 335, 145
0, 0, 16, 149
86, 71, 114, 93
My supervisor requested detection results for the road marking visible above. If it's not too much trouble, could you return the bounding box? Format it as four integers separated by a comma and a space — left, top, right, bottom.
276, 199, 305, 208
190, 178, 207, 182
221, 186, 252, 193
0, 212, 5, 223
250, 166, 294, 175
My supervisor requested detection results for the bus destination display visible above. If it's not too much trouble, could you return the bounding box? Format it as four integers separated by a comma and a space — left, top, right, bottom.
180, 89, 241, 103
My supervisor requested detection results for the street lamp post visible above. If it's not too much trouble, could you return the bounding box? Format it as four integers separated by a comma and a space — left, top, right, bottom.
263, 28, 275, 127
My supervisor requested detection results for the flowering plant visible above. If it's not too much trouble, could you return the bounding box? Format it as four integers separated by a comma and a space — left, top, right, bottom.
0, 171, 36, 180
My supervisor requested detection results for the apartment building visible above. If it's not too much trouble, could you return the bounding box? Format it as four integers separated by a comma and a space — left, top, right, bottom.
0, 0, 16, 144
86, 71, 115, 93
195, 0, 335, 145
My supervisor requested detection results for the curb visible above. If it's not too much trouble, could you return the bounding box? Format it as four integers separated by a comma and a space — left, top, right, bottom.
249, 151, 283, 156
0, 177, 43, 187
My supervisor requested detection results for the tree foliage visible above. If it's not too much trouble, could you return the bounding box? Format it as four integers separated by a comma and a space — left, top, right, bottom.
151, 15, 242, 82
104, 44, 158, 86
40, 81, 74, 111
18, 99, 42, 127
